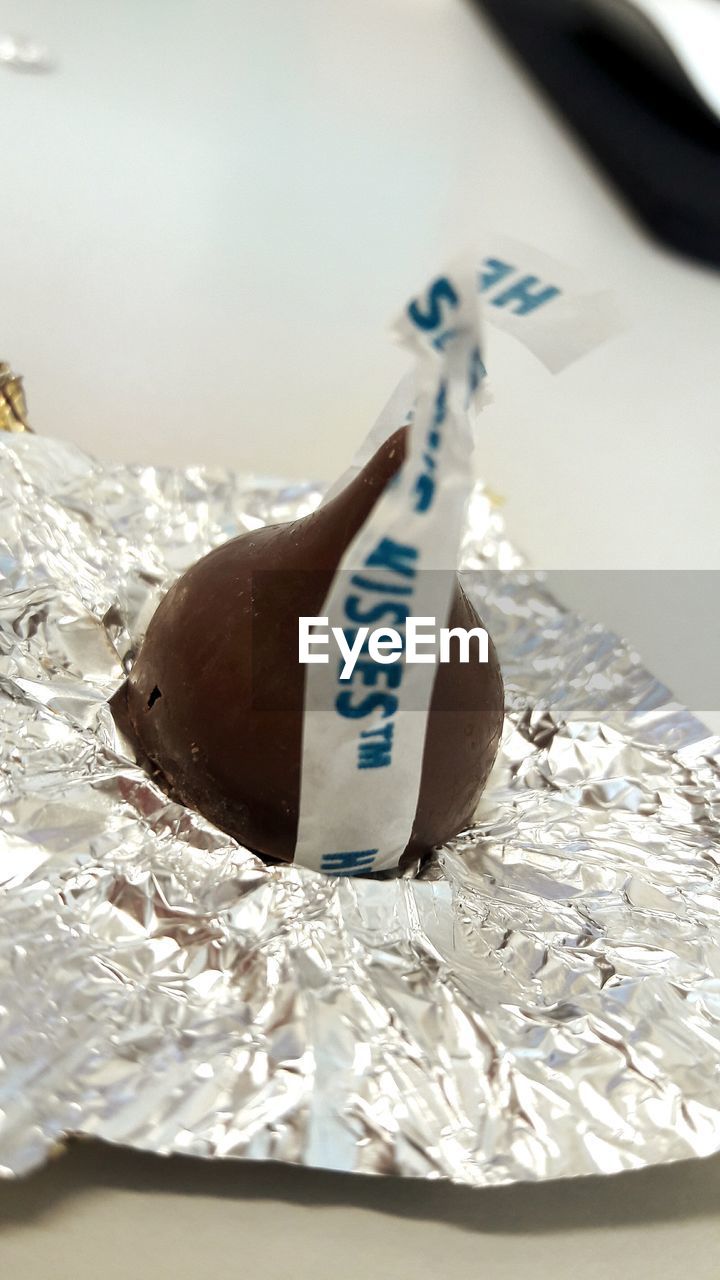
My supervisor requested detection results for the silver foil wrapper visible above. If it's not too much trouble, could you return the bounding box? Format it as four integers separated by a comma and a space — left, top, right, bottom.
1, 430, 719, 1185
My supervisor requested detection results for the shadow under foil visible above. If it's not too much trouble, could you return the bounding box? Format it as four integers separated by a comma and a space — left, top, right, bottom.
2, 1140, 720, 1236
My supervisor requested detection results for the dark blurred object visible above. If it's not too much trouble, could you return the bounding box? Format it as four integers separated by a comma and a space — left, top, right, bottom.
584, 0, 720, 123
478, 0, 720, 268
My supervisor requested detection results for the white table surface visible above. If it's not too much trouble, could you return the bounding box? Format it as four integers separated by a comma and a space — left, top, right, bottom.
2, 2, 720, 1275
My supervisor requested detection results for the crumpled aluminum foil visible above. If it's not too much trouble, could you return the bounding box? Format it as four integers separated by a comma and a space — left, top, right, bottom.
1, 429, 719, 1185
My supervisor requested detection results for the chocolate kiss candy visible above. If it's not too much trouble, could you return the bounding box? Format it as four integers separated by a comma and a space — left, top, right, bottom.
118, 428, 504, 864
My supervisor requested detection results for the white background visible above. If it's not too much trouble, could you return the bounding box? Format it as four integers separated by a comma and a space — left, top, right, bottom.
2, 1, 720, 1275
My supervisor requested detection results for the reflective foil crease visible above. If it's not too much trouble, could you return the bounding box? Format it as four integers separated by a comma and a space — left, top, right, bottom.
0, 429, 719, 1184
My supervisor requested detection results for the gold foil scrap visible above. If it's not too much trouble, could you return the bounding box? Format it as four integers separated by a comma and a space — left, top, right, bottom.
0, 364, 32, 433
